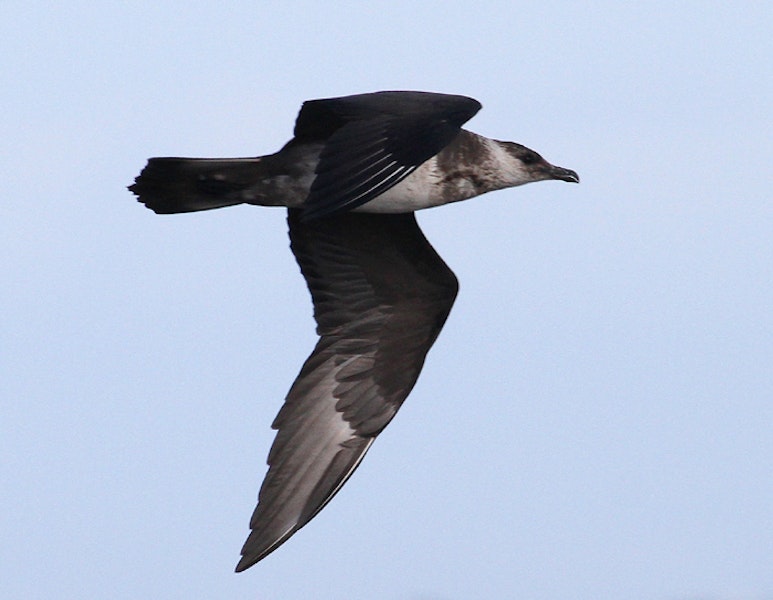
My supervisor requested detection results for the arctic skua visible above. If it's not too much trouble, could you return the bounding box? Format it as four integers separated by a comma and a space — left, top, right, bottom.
129, 90, 579, 571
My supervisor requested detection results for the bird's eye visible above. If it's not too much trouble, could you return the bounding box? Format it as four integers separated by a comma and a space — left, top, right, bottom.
521, 152, 538, 165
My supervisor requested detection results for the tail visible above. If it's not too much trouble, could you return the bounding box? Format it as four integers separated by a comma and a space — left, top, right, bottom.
128, 157, 266, 214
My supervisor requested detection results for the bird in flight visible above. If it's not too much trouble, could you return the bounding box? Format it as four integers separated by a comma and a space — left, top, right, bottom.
129, 91, 579, 572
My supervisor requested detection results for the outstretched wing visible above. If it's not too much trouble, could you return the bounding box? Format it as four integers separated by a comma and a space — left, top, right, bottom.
236, 209, 458, 571
293, 91, 481, 219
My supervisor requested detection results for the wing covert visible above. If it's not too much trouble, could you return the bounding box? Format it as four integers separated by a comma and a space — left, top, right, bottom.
292, 91, 481, 218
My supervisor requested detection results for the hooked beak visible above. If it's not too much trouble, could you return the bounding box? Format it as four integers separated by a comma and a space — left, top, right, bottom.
547, 164, 580, 183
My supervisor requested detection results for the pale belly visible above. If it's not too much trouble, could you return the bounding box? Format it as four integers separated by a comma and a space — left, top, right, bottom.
353, 159, 479, 213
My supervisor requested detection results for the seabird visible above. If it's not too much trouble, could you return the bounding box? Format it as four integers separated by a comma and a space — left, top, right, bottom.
129, 91, 579, 572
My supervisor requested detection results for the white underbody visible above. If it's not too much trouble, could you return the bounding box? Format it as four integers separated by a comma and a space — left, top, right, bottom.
351, 158, 476, 212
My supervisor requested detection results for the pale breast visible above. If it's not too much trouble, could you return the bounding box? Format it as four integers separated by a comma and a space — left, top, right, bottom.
353, 155, 487, 214
355, 130, 502, 213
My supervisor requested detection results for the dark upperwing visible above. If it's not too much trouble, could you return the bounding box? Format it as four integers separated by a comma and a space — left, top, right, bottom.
236, 209, 458, 570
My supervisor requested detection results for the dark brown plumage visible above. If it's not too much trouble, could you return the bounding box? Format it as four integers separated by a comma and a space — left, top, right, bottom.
236, 210, 457, 571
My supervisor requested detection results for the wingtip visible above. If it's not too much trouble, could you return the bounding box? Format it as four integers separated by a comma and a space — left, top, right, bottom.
234, 556, 253, 573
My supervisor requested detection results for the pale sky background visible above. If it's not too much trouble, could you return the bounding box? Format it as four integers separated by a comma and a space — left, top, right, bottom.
2, 2, 771, 599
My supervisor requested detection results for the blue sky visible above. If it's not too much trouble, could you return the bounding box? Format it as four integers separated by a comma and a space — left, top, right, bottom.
2, 2, 771, 599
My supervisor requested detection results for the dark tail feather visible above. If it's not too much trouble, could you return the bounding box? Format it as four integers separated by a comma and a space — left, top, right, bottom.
128, 157, 265, 214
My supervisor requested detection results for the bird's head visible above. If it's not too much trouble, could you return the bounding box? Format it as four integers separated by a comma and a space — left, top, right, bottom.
496, 141, 579, 187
